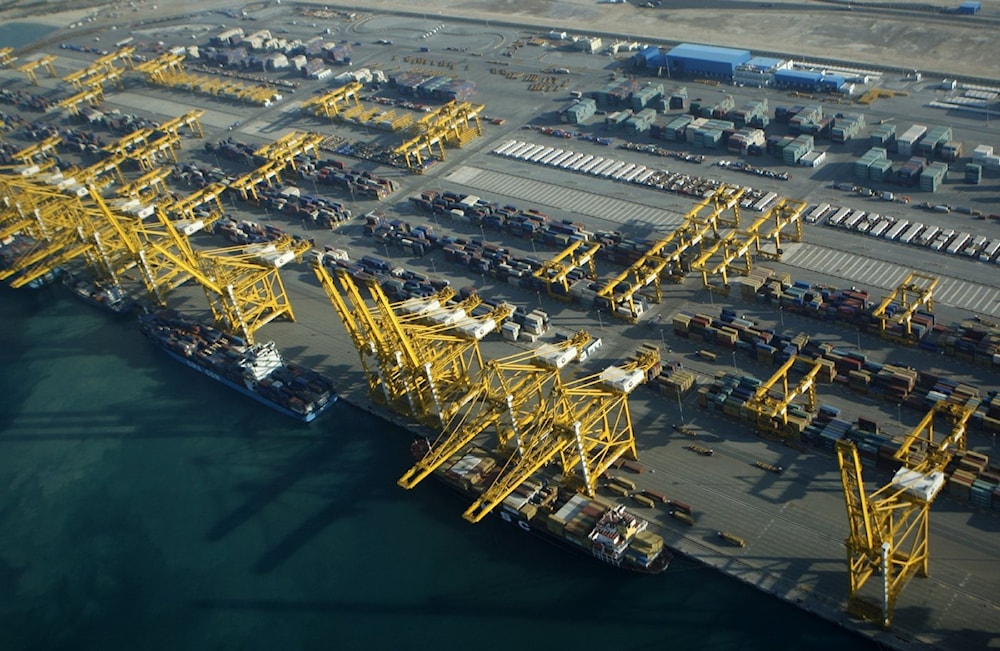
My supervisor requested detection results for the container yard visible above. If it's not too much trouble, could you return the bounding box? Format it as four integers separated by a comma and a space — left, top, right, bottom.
1, 2, 999, 651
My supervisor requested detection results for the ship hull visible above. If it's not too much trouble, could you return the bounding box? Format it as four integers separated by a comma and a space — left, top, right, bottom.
425, 445, 671, 575
139, 310, 336, 423
156, 345, 333, 423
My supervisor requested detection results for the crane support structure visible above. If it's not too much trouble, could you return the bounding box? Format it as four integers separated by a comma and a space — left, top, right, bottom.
299, 81, 363, 118
744, 355, 825, 438
397, 331, 591, 490
532, 240, 600, 301
836, 400, 973, 629
17, 54, 56, 85
871, 271, 938, 343
596, 185, 746, 321
462, 346, 659, 523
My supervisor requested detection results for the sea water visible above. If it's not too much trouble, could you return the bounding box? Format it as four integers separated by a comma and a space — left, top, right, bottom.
0, 287, 880, 650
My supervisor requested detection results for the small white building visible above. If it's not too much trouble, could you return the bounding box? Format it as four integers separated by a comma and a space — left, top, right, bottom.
800, 150, 827, 167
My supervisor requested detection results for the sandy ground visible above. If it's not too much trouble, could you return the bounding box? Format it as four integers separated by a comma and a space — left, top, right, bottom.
5, 0, 1000, 80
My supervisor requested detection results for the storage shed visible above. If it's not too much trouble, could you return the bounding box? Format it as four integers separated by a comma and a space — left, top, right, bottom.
665, 43, 751, 79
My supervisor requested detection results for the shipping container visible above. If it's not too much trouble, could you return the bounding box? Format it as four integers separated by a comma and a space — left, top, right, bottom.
979, 240, 1000, 263
884, 220, 910, 241
493, 140, 519, 155
530, 146, 554, 162
827, 206, 851, 226
752, 192, 779, 212
843, 210, 866, 229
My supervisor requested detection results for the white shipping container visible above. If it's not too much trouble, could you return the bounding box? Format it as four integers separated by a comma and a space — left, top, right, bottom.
884, 220, 910, 240
612, 163, 637, 180
531, 146, 554, 162
752, 191, 779, 212
540, 148, 564, 165
981, 240, 1000, 263
897, 222, 923, 244
843, 210, 866, 229
493, 140, 518, 155
519, 144, 544, 160
623, 165, 647, 182
635, 168, 657, 184
868, 219, 893, 238
827, 206, 851, 226
551, 151, 576, 167
581, 156, 605, 173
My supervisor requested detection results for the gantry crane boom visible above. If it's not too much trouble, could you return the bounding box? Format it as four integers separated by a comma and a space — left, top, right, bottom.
398, 331, 591, 490
871, 271, 938, 341
463, 347, 658, 523
836, 400, 973, 628
744, 356, 824, 437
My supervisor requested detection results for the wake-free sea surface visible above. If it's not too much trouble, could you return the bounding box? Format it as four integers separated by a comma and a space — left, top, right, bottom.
0, 289, 885, 651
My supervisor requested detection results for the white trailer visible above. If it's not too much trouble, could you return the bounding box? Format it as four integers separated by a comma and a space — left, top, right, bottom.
979, 239, 1000, 263
581, 156, 605, 173
868, 219, 893, 238
945, 232, 970, 255
827, 206, 851, 226
493, 140, 519, 155
570, 154, 594, 171
884, 219, 910, 240
752, 191, 779, 212
897, 222, 923, 244
530, 146, 554, 162
843, 210, 866, 229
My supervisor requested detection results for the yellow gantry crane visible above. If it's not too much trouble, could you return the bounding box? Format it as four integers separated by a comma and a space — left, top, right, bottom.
116, 167, 174, 203
55, 86, 106, 116
532, 240, 600, 302
836, 400, 973, 629
166, 181, 229, 229
0, 47, 17, 68
397, 331, 591, 490
156, 109, 205, 139
462, 346, 660, 523
744, 355, 825, 438
17, 54, 56, 85
690, 197, 807, 295
313, 262, 492, 426
13, 135, 62, 166
254, 131, 323, 171
871, 271, 938, 343
596, 185, 745, 320
300, 81, 364, 119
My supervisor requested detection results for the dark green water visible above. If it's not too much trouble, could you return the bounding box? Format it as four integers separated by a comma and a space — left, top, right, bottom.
0, 287, 882, 651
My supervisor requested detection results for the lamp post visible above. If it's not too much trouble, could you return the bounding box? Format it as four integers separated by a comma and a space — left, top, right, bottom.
856, 328, 862, 351
778, 305, 784, 328
732, 351, 739, 374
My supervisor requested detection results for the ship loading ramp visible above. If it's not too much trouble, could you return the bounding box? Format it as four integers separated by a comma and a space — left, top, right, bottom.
462, 346, 661, 524
836, 400, 973, 629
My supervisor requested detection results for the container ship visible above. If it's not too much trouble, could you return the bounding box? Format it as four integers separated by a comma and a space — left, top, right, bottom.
429, 443, 672, 574
138, 309, 337, 422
